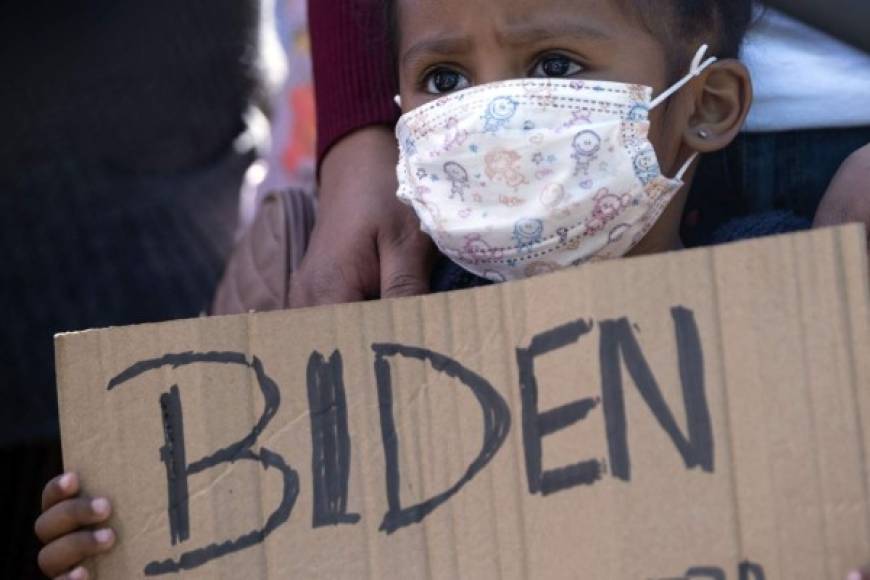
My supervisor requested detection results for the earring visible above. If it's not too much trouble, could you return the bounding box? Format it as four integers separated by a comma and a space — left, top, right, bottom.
698, 128, 711, 139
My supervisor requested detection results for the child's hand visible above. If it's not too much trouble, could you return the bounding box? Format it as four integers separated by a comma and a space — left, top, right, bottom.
815, 143, 870, 245
34, 472, 116, 579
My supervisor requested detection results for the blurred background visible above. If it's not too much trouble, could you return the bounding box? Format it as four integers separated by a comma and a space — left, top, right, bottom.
0, 1, 315, 576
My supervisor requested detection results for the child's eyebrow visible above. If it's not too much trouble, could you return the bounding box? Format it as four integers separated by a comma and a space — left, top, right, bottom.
499, 20, 613, 46
401, 20, 613, 68
402, 35, 473, 68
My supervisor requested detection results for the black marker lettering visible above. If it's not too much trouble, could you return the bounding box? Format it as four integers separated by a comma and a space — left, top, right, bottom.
373, 343, 510, 534
307, 351, 360, 527
516, 319, 604, 496
739, 561, 767, 580
159, 385, 189, 545
599, 308, 713, 481
107, 352, 299, 576
686, 567, 726, 580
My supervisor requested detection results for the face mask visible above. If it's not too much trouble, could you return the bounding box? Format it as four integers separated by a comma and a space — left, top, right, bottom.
395, 45, 717, 282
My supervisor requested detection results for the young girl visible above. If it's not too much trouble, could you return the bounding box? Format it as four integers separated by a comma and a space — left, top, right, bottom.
35, 0, 870, 577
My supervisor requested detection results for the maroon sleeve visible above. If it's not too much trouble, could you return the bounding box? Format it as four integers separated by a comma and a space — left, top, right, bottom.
308, 0, 399, 166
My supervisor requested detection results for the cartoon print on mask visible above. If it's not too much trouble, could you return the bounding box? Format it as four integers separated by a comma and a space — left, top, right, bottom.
535, 168, 555, 180
442, 117, 469, 152
462, 233, 501, 263
644, 178, 673, 200
558, 110, 592, 133
627, 83, 649, 102
633, 147, 660, 185
619, 119, 646, 149
405, 113, 436, 140
415, 198, 445, 232
485, 149, 527, 189
593, 188, 632, 221
413, 185, 431, 198
513, 218, 544, 250
626, 104, 649, 122
443, 161, 470, 201
522, 80, 555, 107
572, 130, 602, 176
483, 96, 519, 133
582, 188, 632, 235
412, 186, 446, 230
539, 183, 567, 209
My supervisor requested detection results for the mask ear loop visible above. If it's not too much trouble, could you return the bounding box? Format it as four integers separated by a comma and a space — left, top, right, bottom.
674, 152, 699, 182
652, 45, 717, 181
648, 45, 718, 110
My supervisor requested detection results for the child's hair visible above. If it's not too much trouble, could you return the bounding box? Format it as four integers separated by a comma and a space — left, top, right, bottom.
641, 0, 755, 72
385, 0, 755, 76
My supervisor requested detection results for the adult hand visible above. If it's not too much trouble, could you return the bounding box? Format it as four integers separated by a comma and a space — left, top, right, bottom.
814, 143, 870, 247
289, 126, 436, 307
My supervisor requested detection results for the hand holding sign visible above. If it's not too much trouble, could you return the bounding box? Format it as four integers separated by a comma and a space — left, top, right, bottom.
31, 474, 870, 579
35, 473, 115, 579
50, 227, 870, 579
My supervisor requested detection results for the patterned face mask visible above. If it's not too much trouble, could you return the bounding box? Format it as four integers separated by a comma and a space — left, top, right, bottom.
396, 45, 717, 282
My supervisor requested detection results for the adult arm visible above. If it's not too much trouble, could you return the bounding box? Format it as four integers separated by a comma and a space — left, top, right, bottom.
290, 0, 435, 307
764, 0, 870, 53
814, 144, 870, 246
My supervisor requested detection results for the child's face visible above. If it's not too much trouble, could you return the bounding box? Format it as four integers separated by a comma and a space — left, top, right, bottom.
396, 0, 752, 259
396, 0, 690, 199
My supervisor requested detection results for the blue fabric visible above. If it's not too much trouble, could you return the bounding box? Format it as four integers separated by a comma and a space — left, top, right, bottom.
711, 211, 811, 245
682, 126, 870, 247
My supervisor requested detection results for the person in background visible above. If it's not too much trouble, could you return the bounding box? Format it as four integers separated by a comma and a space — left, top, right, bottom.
288, 0, 869, 309
0, 1, 282, 577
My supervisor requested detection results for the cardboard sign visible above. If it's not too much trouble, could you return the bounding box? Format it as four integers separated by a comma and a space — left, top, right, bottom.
56, 226, 870, 580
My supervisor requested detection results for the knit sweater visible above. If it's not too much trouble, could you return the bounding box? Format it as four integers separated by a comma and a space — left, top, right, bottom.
309, 0, 398, 163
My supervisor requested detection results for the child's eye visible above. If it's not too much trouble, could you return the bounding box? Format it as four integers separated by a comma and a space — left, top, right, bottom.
423, 68, 470, 95
531, 54, 584, 78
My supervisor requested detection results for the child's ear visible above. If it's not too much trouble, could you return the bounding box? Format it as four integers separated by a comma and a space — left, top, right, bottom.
683, 59, 752, 153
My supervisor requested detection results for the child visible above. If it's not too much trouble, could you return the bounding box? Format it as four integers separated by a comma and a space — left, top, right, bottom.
35, 0, 870, 577
389, 0, 780, 291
